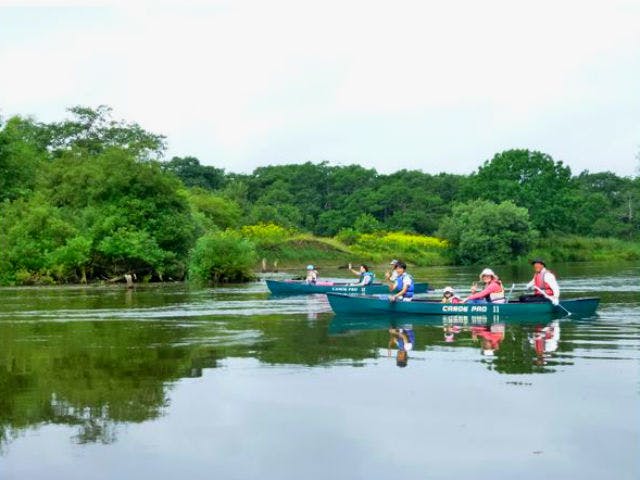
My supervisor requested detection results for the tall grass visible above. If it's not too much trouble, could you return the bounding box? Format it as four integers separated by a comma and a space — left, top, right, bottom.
527, 235, 640, 263
350, 232, 451, 266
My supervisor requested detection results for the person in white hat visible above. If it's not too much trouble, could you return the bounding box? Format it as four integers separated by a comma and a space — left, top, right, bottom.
462, 268, 506, 304
441, 286, 461, 304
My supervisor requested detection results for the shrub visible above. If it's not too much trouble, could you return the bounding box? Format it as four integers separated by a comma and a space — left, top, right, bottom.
353, 213, 381, 233
438, 200, 536, 265
239, 223, 296, 248
335, 228, 361, 246
189, 231, 257, 283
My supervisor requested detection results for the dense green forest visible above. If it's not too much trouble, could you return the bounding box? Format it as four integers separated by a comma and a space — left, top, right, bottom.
0, 106, 638, 284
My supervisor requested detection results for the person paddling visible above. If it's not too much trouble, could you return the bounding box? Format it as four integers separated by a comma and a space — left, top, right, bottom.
520, 258, 560, 305
348, 263, 375, 286
386, 259, 400, 282
385, 261, 414, 302
462, 268, 506, 304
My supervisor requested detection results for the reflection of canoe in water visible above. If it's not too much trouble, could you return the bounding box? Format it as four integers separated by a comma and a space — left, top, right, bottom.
265, 279, 429, 296
329, 314, 566, 335
326, 293, 599, 318
328, 315, 448, 335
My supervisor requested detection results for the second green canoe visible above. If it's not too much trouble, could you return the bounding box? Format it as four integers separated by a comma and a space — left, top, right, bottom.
266, 279, 430, 296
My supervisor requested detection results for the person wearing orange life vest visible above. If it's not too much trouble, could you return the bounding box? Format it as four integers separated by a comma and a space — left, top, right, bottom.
520, 258, 560, 305
462, 268, 506, 304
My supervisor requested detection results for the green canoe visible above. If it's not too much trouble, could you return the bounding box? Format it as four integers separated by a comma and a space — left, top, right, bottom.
326, 293, 599, 318
265, 279, 429, 296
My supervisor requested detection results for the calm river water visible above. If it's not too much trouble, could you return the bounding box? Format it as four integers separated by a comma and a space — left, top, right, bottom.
1, 262, 639, 480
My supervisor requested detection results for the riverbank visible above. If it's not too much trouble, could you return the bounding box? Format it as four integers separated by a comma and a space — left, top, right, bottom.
255, 231, 640, 270
3, 227, 639, 285
252, 230, 451, 271
528, 235, 640, 263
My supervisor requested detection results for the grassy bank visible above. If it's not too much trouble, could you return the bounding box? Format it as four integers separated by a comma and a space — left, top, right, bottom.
245, 225, 640, 272
239, 224, 451, 269
528, 235, 640, 264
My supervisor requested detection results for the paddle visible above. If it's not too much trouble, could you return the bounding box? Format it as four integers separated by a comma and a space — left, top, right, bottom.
534, 286, 572, 316
506, 283, 515, 302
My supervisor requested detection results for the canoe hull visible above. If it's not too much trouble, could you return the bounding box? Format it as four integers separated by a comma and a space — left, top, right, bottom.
266, 279, 429, 296
326, 293, 599, 318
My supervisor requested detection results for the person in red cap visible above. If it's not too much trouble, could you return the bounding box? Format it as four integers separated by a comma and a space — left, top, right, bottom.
520, 258, 560, 304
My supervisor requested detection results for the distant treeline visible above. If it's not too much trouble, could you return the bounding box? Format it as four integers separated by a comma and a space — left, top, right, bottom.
0, 106, 638, 284
166, 144, 639, 240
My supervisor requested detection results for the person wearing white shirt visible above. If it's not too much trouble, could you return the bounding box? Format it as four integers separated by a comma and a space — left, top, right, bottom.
521, 258, 560, 305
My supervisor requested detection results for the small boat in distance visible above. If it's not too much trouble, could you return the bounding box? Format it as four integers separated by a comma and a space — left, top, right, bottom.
326, 293, 599, 318
266, 279, 430, 296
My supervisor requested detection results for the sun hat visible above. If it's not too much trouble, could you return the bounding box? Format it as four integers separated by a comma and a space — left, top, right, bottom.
530, 258, 546, 266
479, 268, 496, 279
389, 259, 399, 266
306, 264, 315, 270
443, 286, 455, 294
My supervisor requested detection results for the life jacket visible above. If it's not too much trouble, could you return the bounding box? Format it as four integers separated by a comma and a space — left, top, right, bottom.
534, 269, 554, 297
442, 295, 461, 304
360, 271, 375, 285
483, 279, 505, 303
395, 273, 414, 298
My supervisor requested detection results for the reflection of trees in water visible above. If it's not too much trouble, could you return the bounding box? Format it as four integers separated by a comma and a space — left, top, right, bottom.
50, 400, 118, 445
0, 320, 222, 449
1, 314, 584, 449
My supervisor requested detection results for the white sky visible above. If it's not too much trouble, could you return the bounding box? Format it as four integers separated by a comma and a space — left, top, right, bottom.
1, 0, 639, 176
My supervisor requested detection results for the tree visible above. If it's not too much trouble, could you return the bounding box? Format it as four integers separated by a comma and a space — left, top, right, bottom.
187, 188, 242, 231
438, 200, 537, 265
0, 116, 47, 201
44, 105, 166, 159
464, 150, 572, 234
163, 156, 226, 190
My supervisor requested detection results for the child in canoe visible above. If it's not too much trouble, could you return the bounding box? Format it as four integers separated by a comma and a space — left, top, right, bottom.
441, 286, 461, 303
305, 265, 318, 284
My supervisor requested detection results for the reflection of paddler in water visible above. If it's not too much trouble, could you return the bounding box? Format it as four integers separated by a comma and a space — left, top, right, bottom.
443, 324, 461, 343
388, 326, 415, 367
530, 320, 560, 364
471, 323, 505, 356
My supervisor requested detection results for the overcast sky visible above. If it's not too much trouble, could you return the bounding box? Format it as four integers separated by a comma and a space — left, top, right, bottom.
1, 0, 639, 176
